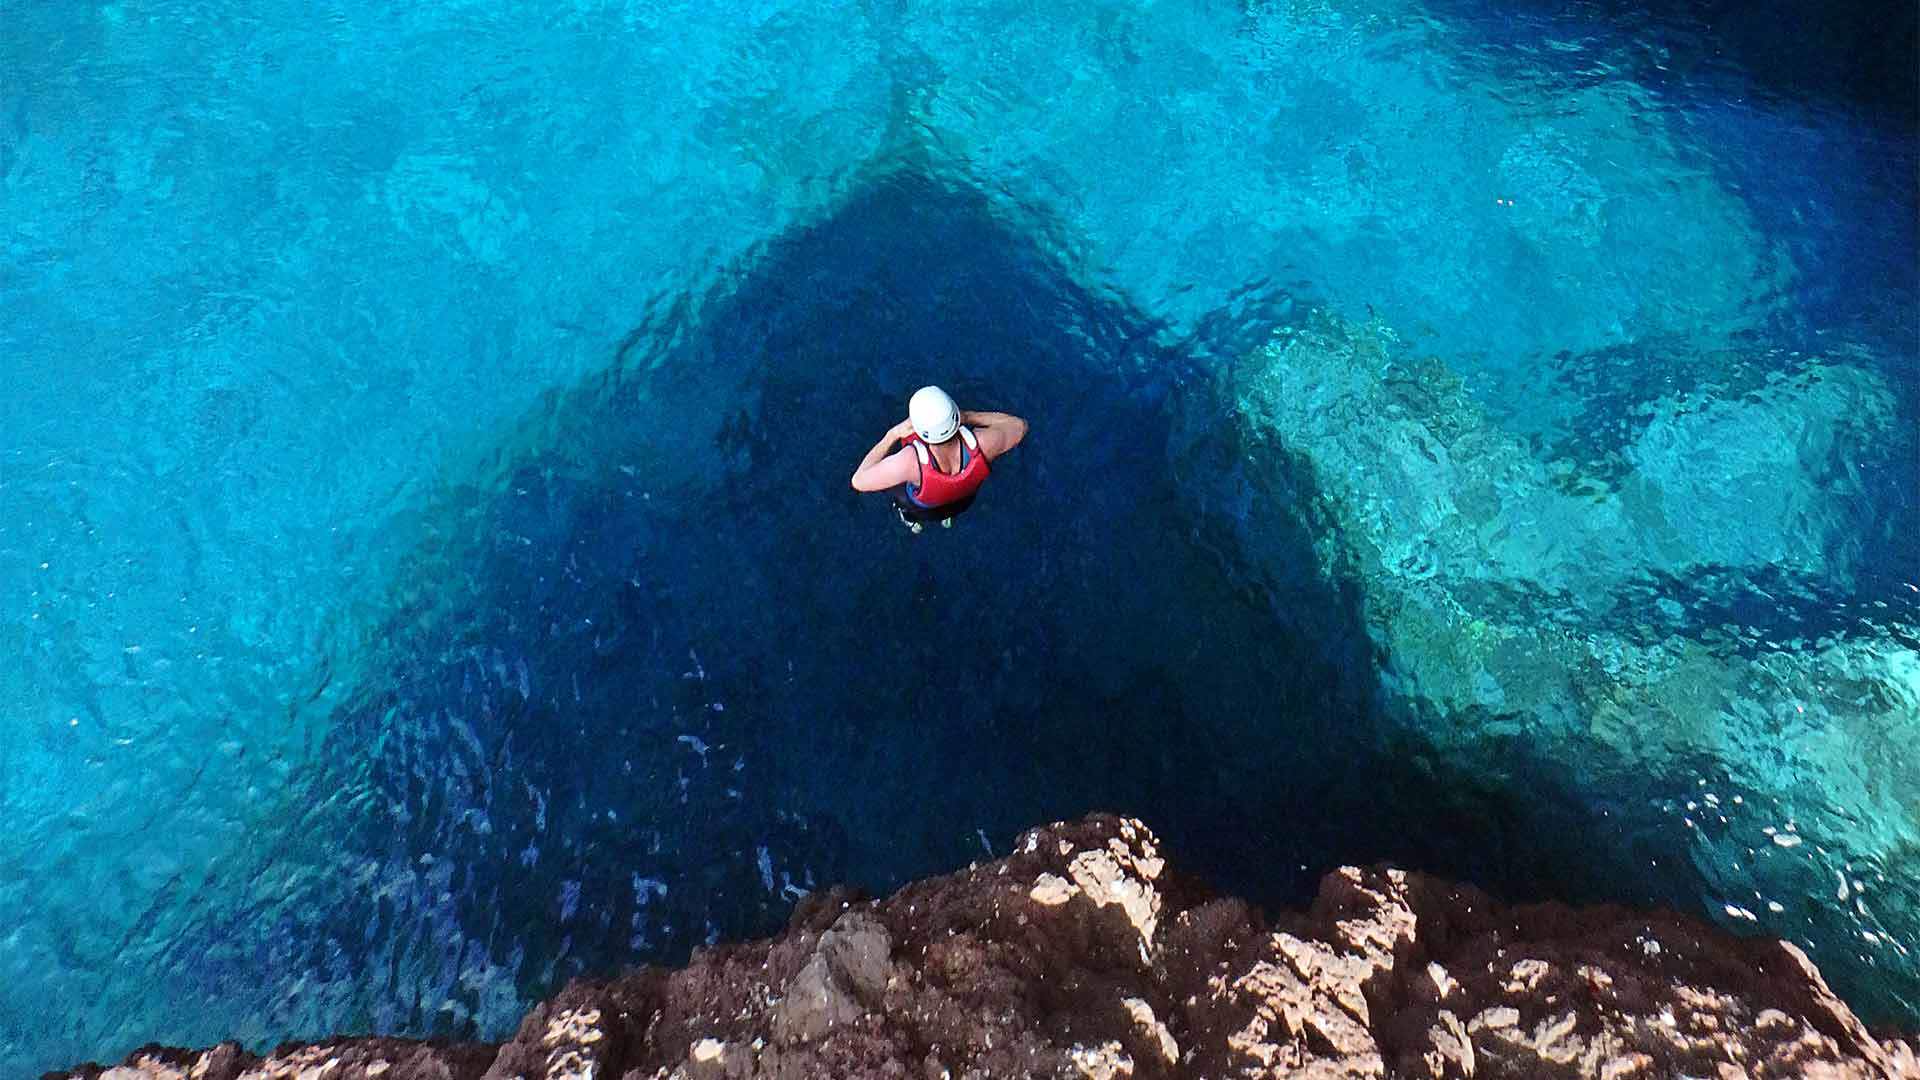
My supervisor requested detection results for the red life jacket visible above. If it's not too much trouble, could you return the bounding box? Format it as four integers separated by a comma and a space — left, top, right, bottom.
902, 426, 990, 507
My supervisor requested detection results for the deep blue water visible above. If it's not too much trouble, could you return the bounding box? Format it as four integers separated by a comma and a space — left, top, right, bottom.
3, 0, 1916, 1071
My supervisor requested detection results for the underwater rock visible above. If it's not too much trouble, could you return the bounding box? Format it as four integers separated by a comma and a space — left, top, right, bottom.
48, 816, 1916, 1080
1182, 310, 1920, 1021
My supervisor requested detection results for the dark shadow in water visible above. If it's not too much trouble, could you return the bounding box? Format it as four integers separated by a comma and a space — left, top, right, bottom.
1423, 0, 1918, 129
153, 168, 1911, 1042
151, 170, 1381, 1036
1422, 0, 1920, 398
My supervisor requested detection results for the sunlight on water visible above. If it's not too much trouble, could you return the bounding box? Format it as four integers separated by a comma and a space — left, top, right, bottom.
1, 0, 1913, 1070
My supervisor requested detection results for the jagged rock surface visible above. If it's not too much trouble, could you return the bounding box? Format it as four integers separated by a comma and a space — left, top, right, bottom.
51, 816, 1917, 1080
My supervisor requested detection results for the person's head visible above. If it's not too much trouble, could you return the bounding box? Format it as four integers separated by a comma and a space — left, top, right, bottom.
909, 385, 960, 443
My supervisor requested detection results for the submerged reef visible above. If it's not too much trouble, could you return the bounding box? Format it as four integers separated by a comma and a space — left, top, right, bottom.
51, 816, 1916, 1079
9, 0, 1916, 1067
15, 182, 1911, 1073
38, 188, 1912, 1073
1177, 312, 1920, 1021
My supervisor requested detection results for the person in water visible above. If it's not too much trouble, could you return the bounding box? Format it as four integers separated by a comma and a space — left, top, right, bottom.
850, 386, 1028, 533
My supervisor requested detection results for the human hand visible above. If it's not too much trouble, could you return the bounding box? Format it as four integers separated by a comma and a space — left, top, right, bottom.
890, 418, 917, 441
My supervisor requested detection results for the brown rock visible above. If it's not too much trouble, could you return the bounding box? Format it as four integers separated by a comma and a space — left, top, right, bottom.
42, 815, 1918, 1080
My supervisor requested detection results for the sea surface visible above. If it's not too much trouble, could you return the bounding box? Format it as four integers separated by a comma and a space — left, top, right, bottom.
2, 0, 1915, 1070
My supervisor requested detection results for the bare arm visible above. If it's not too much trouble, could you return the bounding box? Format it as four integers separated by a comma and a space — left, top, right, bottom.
962, 410, 1028, 461
850, 419, 920, 491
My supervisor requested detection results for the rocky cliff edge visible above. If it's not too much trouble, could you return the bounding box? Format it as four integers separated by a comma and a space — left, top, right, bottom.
51, 815, 1918, 1079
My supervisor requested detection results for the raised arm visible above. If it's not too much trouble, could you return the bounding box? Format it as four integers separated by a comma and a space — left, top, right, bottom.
961, 410, 1028, 461
850, 419, 921, 492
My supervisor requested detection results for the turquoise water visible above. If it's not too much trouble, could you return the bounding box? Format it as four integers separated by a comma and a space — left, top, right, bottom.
3, 0, 1915, 1070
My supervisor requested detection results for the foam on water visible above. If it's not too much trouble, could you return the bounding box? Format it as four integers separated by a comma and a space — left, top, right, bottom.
2, 0, 1914, 1071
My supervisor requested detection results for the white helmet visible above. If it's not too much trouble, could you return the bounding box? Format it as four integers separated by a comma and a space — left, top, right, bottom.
909, 385, 960, 443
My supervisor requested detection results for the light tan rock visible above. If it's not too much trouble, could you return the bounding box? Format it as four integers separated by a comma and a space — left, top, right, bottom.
1122, 997, 1179, 1065
1420, 1009, 1473, 1078
1067, 848, 1162, 961
1031, 873, 1078, 905
1069, 1041, 1133, 1079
